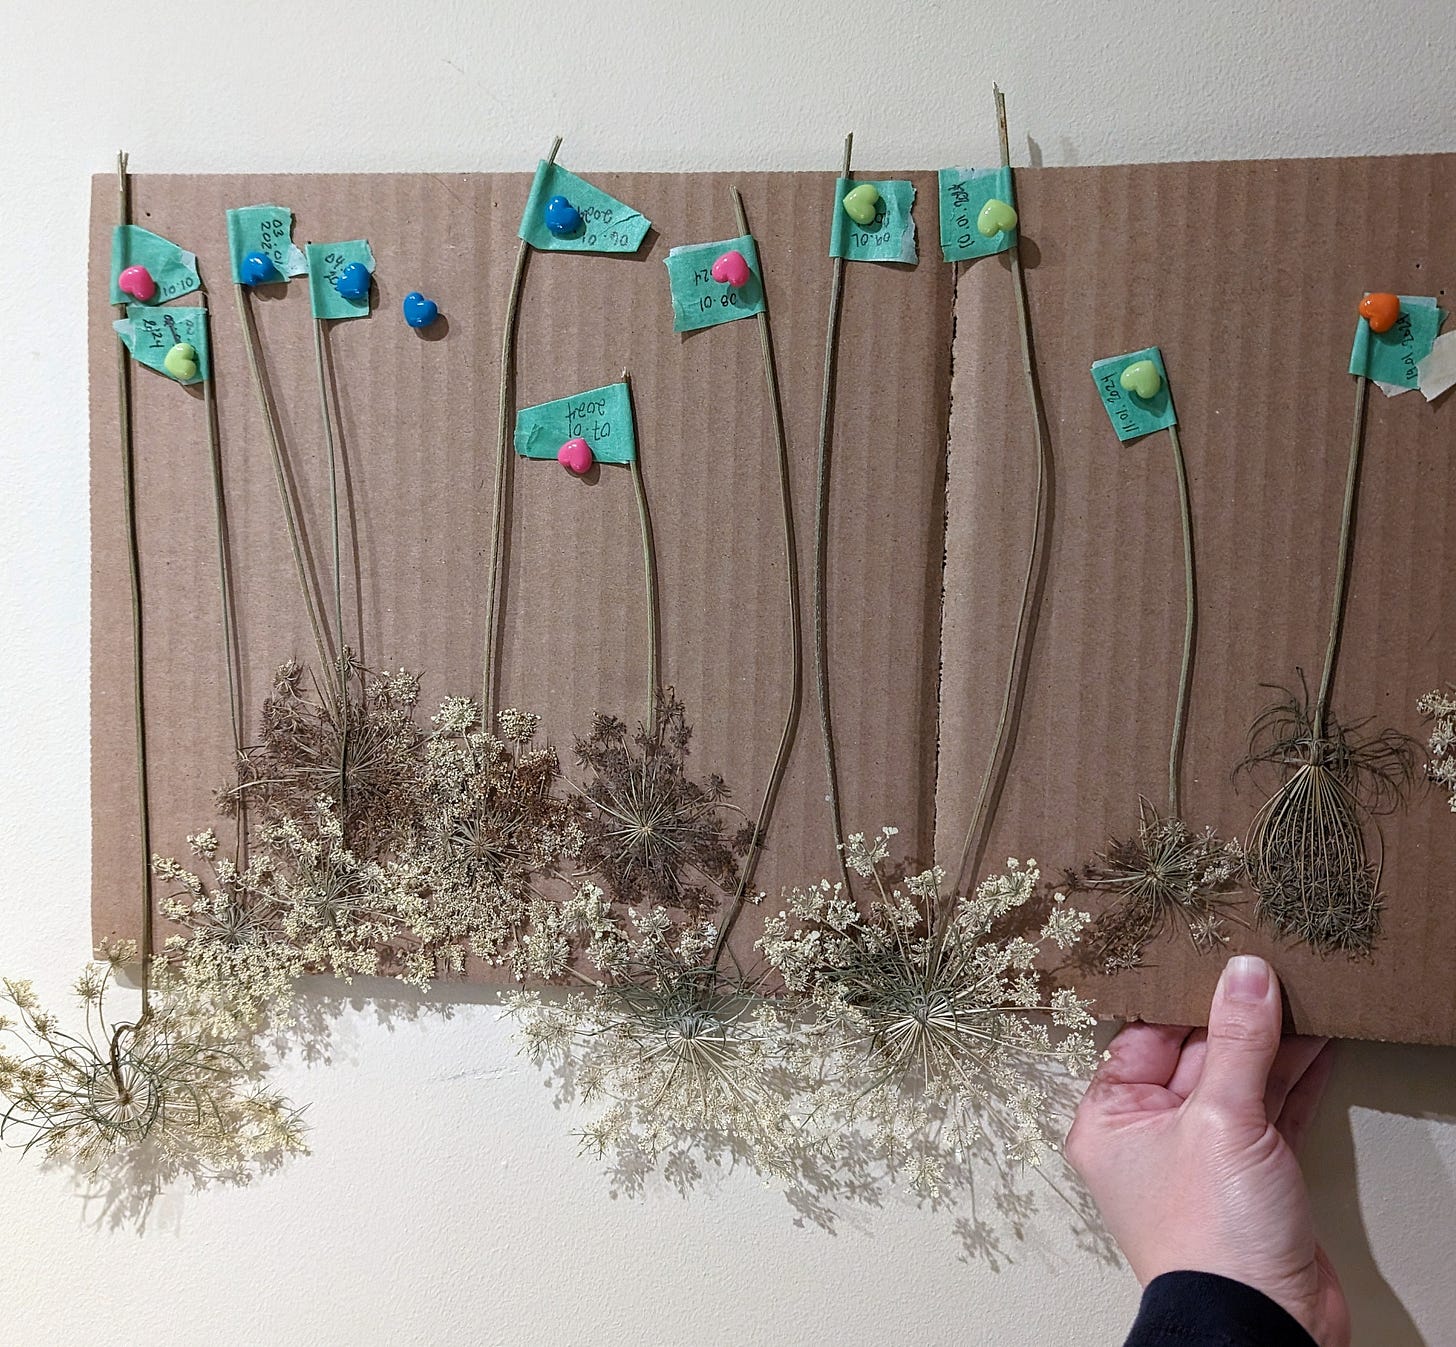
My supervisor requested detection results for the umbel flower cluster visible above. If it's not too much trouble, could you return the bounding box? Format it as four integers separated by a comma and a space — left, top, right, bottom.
0, 943, 303, 1172
5, 666, 1099, 1194
1420, 687, 1456, 814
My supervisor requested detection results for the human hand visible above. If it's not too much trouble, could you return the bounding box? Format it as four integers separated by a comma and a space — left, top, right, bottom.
1066, 954, 1347, 1347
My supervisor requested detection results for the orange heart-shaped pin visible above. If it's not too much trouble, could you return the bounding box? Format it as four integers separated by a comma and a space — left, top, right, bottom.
1358, 292, 1400, 334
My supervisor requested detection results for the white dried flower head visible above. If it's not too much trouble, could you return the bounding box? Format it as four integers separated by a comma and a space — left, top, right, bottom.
0, 958, 305, 1174
1420, 686, 1456, 813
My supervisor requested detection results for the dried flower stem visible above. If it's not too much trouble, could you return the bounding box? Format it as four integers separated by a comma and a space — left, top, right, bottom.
114, 152, 154, 1013
234, 285, 331, 676
484, 135, 563, 725
950, 85, 1052, 902
622, 371, 660, 733
814, 133, 855, 895
313, 317, 352, 824
1167, 421, 1196, 818
1315, 373, 1369, 739
200, 299, 247, 861
710, 186, 804, 966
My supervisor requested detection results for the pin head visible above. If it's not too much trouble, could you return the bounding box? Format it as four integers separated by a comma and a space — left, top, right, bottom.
976, 198, 1018, 238
402, 291, 439, 328
334, 262, 372, 301
163, 342, 199, 381
709, 249, 751, 288
118, 264, 157, 302
240, 251, 279, 287
1119, 359, 1162, 400
841, 182, 881, 226
545, 195, 582, 238
1358, 292, 1401, 334
558, 437, 593, 474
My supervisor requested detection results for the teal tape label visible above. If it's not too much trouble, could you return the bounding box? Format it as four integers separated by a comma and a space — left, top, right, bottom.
828, 179, 917, 264
518, 162, 651, 253
109, 226, 200, 305
1349, 296, 1444, 390
114, 304, 211, 384
306, 240, 375, 320
1091, 347, 1176, 441
226, 205, 308, 284
937, 166, 1016, 262
515, 381, 636, 464
664, 235, 765, 332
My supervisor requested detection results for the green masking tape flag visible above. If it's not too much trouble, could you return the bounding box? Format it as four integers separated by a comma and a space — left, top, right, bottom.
515, 382, 636, 464
1091, 347, 1176, 442
306, 241, 376, 320
1349, 296, 1444, 391
518, 162, 651, 253
664, 235, 766, 333
828, 179, 917, 264
109, 225, 201, 305
114, 304, 211, 384
937, 166, 1016, 262
226, 205, 308, 284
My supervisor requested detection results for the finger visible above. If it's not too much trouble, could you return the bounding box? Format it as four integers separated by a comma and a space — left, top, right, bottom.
1264, 1035, 1330, 1120
1088, 1021, 1191, 1094
1165, 1029, 1208, 1100
1277, 1040, 1336, 1154
1190, 955, 1283, 1118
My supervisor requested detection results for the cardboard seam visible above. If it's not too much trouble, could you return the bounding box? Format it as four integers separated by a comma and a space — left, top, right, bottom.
928, 260, 960, 874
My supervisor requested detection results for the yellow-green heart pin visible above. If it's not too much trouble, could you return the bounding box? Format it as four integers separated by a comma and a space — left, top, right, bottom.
841, 182, 881, 226
163, 341, 199, 381
976, 198, 1018, 238
1119, 359, 1162, 400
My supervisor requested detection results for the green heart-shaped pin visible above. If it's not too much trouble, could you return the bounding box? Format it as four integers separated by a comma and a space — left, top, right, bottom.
163, 341, 199, 381
842, 182, 881, 226
1119, 359, 1161, 400
976, 197, 1018, 238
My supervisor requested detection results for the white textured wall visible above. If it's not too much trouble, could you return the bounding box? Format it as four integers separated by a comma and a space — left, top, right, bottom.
4, 3, 1456, 1343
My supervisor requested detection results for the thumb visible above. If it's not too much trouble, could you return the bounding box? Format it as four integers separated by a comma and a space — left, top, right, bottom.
1190, 955, 1282, 1118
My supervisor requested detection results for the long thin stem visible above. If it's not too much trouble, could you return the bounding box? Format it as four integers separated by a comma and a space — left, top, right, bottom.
1167, 421, 1196, 818
621, 372, 660, 735
484, 135, 562, 727
234, 284, 332, 676
114, 152, 153, 1016
710, 186, 804, 967
313, 317, 350, 826
1314, 373, 1369, 742
815, 133, 855, 895
201, 300, 246, 860
950, 84, 1051, 901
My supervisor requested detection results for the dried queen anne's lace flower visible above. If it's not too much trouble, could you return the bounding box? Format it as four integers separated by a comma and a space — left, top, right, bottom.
411, 702, 585, 970
0, 945, 304, 1172
573, 693, 752, 920
1419, 687, 1456, 814
1063, 801, 1244, 972
512, 825, 1097, 1197
759, 833, 1097, 1191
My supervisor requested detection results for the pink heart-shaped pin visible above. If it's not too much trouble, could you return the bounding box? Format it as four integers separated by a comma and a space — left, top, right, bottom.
118, 264, 157, 302
710, 249, 751, 288
558, 437, 594, 474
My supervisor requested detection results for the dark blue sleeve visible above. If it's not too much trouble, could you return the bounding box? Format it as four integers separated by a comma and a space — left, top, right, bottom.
1123, 1271, 1318, 1346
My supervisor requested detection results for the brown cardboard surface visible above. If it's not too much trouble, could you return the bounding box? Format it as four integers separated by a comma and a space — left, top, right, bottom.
935, 154, 1456, 1045
89, 171, 953, 975
91, 158, 1456, 1043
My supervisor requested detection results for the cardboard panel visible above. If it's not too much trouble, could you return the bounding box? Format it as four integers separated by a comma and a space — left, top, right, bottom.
936, 155, 1456, 1045
89, 171, 953, 971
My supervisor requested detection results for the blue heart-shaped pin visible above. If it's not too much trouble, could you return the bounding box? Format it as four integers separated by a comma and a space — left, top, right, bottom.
402, 291, 439, 329
544, 194, 582, 238
335, 261, 372, 301
240, 251, 279, 287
